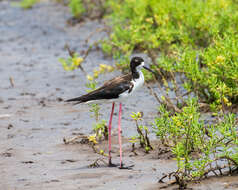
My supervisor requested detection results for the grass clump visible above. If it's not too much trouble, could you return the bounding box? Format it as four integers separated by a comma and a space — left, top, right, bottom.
12, 0, 39, 9
59, 53, 83, 71
130, 112, 153, 153
153, 98, 238, 187
69, 0, 85, 19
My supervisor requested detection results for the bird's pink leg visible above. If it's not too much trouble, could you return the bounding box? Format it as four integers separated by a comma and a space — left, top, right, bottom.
118, 103, 123, 168
108, 102, 115, 166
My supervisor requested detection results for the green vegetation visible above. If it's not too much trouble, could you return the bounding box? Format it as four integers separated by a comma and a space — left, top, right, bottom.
160, 34, 238, 110
59, 53, 83, 71
93, 119, 107, 141
101, 0, 238, 109
69, 0, 85, 19
12, 0, 39, 9
130, 112, 153, 153
153, 98, 238, 187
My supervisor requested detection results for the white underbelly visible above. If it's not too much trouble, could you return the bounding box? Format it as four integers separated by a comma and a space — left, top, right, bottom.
118, 71, 144, 99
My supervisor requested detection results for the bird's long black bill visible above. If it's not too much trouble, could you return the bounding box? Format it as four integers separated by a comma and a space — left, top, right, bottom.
143, 66, 156, 75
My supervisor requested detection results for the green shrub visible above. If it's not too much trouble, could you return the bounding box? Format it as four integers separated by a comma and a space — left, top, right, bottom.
69, 0, 85, 19
104, 0, 238, 55
59, 53, 83, 71
161, 33, 238, 108
153, 98, 238, 186
12, 0, 39, 9
102, 0, 238, 107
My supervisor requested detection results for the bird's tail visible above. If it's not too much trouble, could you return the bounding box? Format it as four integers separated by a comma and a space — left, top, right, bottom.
65, 97, 83, 105
65, 90, 102, 105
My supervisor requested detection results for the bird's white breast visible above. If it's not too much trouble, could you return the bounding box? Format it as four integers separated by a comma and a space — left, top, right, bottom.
119, 71, 144, 100
132, 70, 144, 92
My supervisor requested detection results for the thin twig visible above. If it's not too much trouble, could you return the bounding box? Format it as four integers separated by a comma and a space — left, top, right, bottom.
88, 158, 108, 168
63, 135, 87, 144
145, 83, 163, 104
0, 114, 11, 118
9, 77, 14, 88
145, 129, 153, 150
65, 44, 86, 74
85, 27, 109, 44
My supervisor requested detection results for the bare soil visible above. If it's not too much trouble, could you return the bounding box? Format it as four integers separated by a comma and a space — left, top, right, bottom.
0, 1, 237, 189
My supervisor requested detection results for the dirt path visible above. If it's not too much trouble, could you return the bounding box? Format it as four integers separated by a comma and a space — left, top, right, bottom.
0, 1, 237, 189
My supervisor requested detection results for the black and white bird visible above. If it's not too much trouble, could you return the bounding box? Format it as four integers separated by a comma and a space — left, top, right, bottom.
66, 56, 154, 169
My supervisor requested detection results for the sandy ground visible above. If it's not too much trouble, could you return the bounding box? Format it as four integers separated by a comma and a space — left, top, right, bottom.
0, 1, 237, 189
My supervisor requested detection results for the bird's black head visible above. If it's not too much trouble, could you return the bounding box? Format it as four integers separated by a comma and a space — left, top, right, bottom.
130, 57, 145, 71
130, 56, 156, 78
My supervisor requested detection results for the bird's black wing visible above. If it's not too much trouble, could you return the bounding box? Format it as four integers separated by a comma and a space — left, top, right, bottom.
66, 74, 133, 104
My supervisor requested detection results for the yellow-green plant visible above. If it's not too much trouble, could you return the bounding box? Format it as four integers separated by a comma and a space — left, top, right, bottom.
131, 112, 153, 153
59, 53, 83, 71
154, 98, 238, 187
159, 33, 238, 110
86, 64, 114, 81
102, 0, 238, 109
12, 0, 39, 9
69, 0, 85, 19
93, 119, 107, 141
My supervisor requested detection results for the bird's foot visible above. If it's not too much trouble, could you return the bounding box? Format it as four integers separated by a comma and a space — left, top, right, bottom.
118, 163, 134, 170
108, 160, 134, 169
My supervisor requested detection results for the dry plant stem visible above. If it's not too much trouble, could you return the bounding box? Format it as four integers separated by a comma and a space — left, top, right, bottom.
65, 44, 75, 57
182, 90, 192, 97
158, 174, 169, 183
146, 83, 181, 113
145, 129, 153, 150
88, 143, 108, 157
135, 120, 153, 151
82, 45, 93, 60
169, 72, 180, 98
91, 144, 98, 153
178, 72, 187, 86
145, 83, 163, 104
0, 114, 11, 118
155, 70, 182, 113
9, 77, 14, 87
85, 27, 109, 43
164, 95, 182, 113
147, 49, 157, 65
82, 41, 100, 59
131, 143, 138, 155
145, 58, 182, 113
63, 135, 87, 144
159, 172, 178, 187
201, 165, 228, 180
82, 41, 100, 61
103, 124, 108, 140
136, 121, 145, 148
89, 158, 108, 168
65, 44, 86, 74
216, 156, 238, 167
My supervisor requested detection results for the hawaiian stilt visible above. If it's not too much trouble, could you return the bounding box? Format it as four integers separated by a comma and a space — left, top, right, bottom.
66, 57, 154, 169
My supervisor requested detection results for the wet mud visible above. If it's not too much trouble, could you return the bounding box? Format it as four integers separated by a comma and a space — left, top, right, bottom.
0, 1, 237, 189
